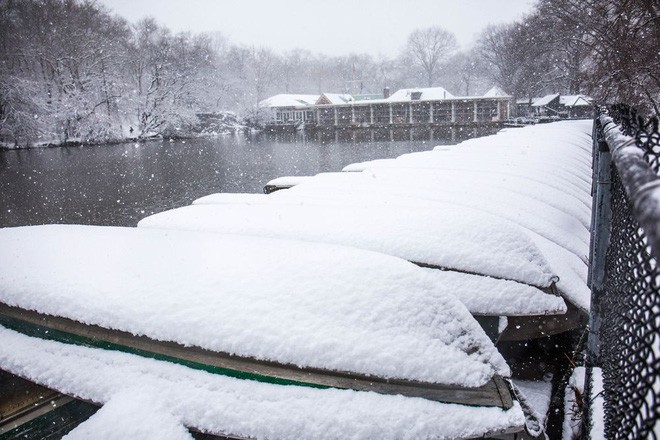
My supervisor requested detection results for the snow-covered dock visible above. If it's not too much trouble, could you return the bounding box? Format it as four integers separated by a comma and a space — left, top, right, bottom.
0, 120, 593, 439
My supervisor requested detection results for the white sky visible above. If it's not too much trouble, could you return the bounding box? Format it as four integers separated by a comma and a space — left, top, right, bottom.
98, 0, 536, 57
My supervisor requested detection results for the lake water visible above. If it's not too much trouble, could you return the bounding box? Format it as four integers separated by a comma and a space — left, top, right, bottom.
0, 127, 497, 228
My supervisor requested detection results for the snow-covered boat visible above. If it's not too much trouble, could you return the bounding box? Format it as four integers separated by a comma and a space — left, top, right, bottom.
138, 201, 576, 337
177, 121, 594, 341
0, 225, 535, 439
263, 175, 313, 193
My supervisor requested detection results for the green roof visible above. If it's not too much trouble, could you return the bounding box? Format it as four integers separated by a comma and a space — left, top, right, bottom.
353, 94, 384, 101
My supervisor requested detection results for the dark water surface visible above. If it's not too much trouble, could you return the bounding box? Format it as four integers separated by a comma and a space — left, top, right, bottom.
0, 128, 495, 227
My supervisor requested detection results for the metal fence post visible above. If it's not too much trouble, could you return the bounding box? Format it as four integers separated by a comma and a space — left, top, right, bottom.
583, 117, 612, 438
586, 117, 612, 366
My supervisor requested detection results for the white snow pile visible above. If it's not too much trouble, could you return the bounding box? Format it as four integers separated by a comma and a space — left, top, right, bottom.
265, 175, 313, 188
513, 379, 553, 428
0, 326, 525, 439
193, 192, 269, 205
63, 391, 194, 440
183, 121, 594, 311
420, 269, 565, 316
0, 224, 508, 386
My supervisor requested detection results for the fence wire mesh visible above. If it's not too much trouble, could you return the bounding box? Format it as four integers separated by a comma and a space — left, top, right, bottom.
592, 105, 660, 439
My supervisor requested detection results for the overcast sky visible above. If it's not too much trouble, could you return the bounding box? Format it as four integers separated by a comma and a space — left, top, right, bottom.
98, 0, 536, 57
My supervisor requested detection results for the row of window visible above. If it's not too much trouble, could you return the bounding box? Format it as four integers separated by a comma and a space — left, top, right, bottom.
275, 111, 316, 123
274, 101, 503, 125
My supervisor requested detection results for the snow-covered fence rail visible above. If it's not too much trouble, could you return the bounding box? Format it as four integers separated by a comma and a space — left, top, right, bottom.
586, 105, 660, 439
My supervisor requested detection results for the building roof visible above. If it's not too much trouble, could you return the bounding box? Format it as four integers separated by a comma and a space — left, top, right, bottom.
560, 95, 592, 107
260, 86, 508, 110
532, 94, 561, 107
259, 94, 319, 108
388, 87, 455, 102
483, 86, 510, 98
516, 98, 539, 105
316, 93, 353, 105
353, 94, 384, 101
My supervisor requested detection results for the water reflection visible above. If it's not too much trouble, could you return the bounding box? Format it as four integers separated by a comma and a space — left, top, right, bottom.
0, 126, 499, 227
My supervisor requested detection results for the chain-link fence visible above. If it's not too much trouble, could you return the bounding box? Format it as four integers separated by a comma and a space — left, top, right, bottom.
586, 105, 660, 438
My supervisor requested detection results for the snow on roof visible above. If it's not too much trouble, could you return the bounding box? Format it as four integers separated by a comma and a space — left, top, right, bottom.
387, 87, 455, 102
317, 93, 353, 105
139, 203, 561, 298
0, 326, 526, 439
516, 97, 539, 105
258, 94, 319, 108
560, 95, 592, 107
532, 94, 561, 107
483, 86, 510, 97
0, 224, 508, 386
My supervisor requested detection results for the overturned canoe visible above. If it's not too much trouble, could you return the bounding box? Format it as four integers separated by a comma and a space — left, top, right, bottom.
0, 224, 511, 408
140, 202, 558, 291
0, 324, 528, 439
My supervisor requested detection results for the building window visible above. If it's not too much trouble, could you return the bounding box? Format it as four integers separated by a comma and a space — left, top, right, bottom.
476, 101, 498, 121
336, 107, 352, 126
454, 101, 474, 124
372, 104, 390, 124
353, 106, 370, 124
411, 103, 430, 124
391, 104, 409, 124
318, 108, 334, 126
432, 103, 451, 122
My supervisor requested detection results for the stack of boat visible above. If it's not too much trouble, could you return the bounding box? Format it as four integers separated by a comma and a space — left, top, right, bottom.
0, 120, 593, 439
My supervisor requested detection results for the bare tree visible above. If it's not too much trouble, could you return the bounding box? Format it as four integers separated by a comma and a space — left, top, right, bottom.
443, 51, 491, 96
403, 27, 458, 87
477, 21, 557, 99
537, 0, 660, 115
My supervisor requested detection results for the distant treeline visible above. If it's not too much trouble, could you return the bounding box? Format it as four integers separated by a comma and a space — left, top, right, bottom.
0, 0, 657, 147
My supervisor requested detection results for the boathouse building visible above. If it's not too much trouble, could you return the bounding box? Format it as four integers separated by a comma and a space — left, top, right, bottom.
259, 86, 513, 129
